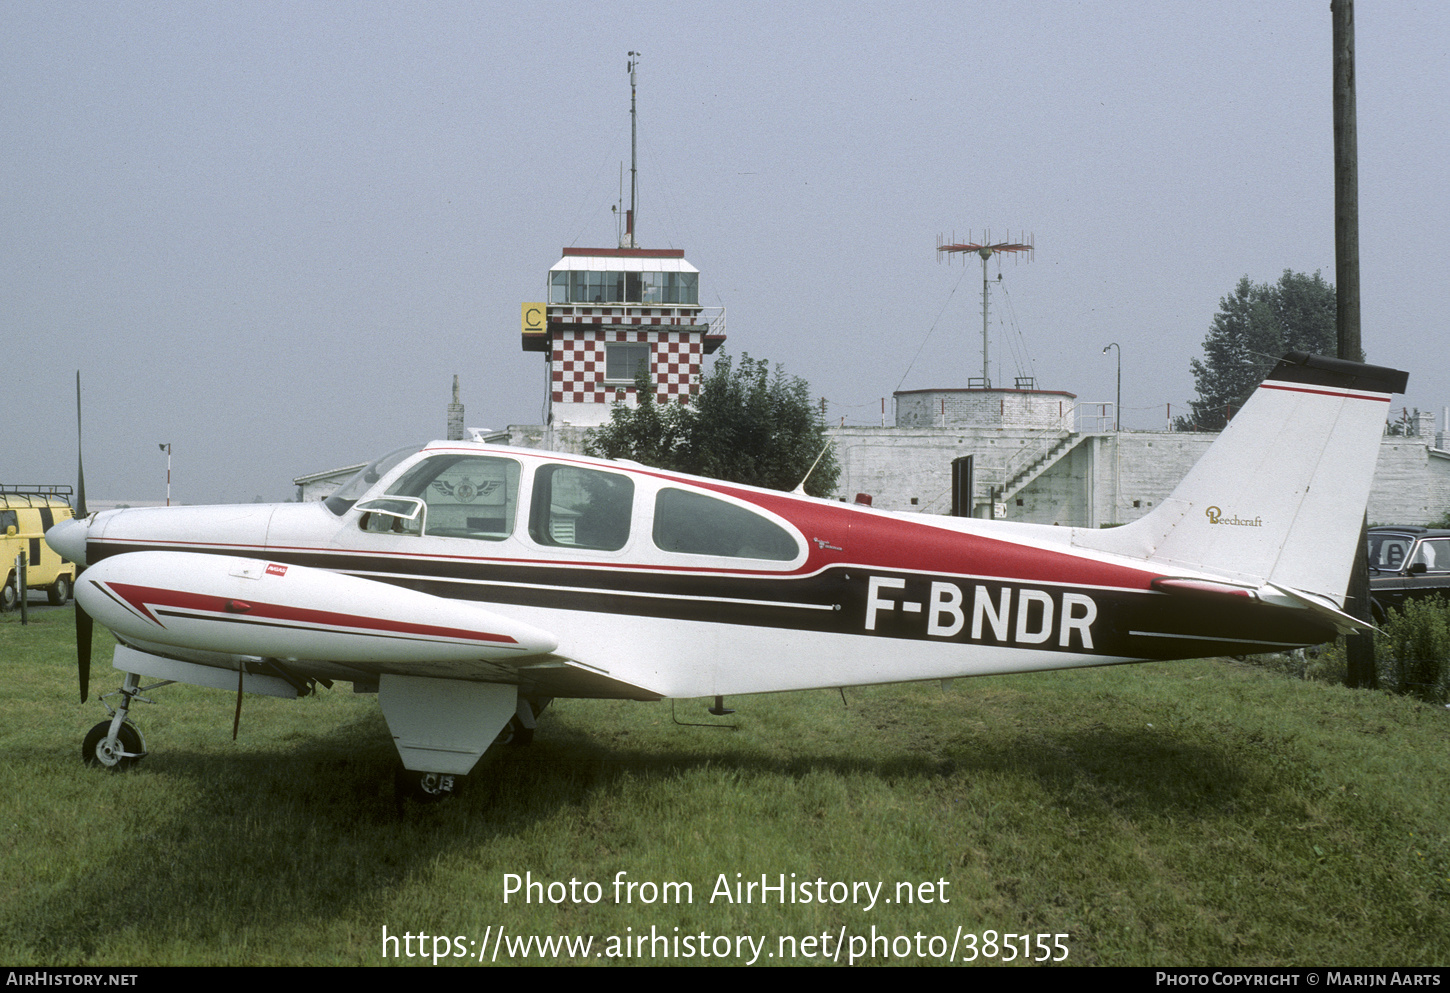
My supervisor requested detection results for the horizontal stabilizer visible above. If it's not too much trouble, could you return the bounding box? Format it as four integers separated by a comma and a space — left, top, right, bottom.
1258, 583, 1376, 636
1152, 574, 1373, 637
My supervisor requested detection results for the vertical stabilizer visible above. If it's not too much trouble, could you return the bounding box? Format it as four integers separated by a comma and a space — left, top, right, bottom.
1074, 353, 1407, 604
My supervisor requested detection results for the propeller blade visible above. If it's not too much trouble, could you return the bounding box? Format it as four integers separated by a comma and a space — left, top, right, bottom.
75, 371, 87, 518
74, 371, 91, 702
76, 602, 93, 703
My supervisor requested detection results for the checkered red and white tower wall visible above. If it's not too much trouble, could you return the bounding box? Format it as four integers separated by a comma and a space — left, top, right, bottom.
523, 248, 723, 427
550, 329, 702, 409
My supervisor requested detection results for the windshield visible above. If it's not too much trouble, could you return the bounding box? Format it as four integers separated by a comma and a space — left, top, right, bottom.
323, 444, 425, 515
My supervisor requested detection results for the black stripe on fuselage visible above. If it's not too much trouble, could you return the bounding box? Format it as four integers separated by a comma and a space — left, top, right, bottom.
89, 541, 1339, 660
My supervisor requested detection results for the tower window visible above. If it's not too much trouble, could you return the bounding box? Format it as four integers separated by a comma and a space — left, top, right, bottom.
553, 269, 699, 305
605, 342, 650, 383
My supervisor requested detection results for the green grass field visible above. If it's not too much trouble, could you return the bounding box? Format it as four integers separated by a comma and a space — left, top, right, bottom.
2, 608, 1447, 966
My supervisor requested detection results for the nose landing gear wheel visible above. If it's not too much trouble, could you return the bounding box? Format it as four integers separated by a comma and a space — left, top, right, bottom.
82, 721, 144, 770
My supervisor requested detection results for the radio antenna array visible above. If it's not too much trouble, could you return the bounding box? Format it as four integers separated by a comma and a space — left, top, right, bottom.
937, 231, 1034, 388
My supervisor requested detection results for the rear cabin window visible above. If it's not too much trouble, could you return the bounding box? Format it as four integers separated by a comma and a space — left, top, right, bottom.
529, 465, 634, 552
375, 454, 520, 540
652, 488, 799, 561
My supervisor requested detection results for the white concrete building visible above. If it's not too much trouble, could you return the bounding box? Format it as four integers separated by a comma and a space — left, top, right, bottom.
828, 396, 1450, 529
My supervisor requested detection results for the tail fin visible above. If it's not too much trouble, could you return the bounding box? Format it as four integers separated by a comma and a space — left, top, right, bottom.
1075, 352, 1407, 606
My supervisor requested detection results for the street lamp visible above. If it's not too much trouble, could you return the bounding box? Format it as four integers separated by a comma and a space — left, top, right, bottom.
1101, 343, 1121, 431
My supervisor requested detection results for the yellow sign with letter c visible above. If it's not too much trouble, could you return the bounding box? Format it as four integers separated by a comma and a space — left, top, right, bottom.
521, 303, 546, 336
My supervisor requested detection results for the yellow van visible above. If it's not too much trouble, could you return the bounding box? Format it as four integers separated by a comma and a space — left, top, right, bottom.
1, 485, 77, 610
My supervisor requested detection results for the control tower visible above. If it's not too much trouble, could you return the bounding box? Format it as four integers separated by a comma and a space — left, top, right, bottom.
519, 55, 725, 427
522, 247, 725, 426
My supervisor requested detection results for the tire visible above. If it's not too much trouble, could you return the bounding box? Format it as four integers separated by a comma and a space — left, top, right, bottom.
395, 766, 460, 804
495, 716, 534, 747
49, 575, 71, 606
1369, 597, 1388, 626
82, 721, 144, 771
0, 577, 15, 613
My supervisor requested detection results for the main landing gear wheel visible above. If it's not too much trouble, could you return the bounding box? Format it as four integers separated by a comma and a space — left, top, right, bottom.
394, 766, 461, 804
495, 715, 534, 747
82, 721, 144, 771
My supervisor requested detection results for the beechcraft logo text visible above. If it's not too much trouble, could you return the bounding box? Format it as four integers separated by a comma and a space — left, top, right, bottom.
1205, 507, 1263, 527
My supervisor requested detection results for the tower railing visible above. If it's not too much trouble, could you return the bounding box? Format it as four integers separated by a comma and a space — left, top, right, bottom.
698, 306, 726, 336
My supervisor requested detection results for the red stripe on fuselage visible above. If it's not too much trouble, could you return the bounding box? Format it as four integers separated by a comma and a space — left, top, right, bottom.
101, 582, 518, 645
672, 485, 1158, 591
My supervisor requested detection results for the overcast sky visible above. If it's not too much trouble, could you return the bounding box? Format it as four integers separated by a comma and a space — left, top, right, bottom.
5, 1, 1446, 504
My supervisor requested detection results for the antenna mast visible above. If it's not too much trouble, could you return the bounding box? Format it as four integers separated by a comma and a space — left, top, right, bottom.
625, 51, 641, 248
937, 231, 1034, 387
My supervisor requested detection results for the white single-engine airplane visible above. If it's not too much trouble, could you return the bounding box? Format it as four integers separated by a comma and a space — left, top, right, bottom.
47, 353, 1406, 800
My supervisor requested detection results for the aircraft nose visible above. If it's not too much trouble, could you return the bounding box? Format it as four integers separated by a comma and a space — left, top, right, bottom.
46, 517, 89, 567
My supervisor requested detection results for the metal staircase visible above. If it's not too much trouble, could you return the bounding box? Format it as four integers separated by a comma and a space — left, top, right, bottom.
1000, 433, 1087, 501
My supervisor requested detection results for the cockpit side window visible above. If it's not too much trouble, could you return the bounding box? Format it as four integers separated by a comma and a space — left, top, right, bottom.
374, 454, 520, 540
529, 464, 634, 552
652, 487, 800, 561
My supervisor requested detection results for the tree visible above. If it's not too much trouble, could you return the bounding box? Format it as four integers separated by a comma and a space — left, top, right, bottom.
585, 352, 840, 497
583, 366, 693, 469
1182, 270, 1343, 430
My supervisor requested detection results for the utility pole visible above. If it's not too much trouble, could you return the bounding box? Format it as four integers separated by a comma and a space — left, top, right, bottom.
1333, 0, 1374, 689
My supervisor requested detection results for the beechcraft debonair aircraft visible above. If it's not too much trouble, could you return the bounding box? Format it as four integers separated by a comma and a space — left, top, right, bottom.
46, 353, 1407, 800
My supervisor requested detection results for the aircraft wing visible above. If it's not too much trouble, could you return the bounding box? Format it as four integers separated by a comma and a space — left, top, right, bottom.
512, 657, 664, 701
77, 550, 560, 670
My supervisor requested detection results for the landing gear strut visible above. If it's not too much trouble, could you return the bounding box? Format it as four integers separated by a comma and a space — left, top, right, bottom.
81, 672, 151, 770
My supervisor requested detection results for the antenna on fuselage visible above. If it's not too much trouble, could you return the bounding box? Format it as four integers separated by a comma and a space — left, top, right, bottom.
792, 418, 842, 495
